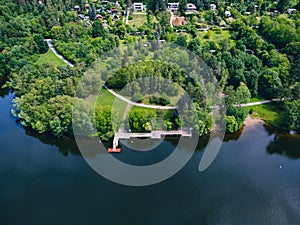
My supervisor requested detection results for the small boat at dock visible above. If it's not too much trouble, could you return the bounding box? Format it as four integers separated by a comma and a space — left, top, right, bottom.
108, 148, 121, 153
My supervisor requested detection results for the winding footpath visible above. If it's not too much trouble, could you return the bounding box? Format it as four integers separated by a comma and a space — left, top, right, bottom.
45, 38, 280, 109
104, 85, 177, 110
44, 39, 74, 67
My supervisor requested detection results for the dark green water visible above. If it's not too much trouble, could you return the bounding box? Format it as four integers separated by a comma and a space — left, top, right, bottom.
1, 92, 300, 225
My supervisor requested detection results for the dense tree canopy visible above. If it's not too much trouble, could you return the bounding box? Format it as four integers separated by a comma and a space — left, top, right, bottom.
1, 0, 300, 138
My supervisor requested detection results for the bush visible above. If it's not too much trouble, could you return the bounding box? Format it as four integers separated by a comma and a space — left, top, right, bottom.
149, 95, 170, 106
249, 108, 254, 114
132, 93, 143, 103
226, 116, 239, 133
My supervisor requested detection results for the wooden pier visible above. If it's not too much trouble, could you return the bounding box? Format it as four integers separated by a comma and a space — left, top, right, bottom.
110, 124, 192, 152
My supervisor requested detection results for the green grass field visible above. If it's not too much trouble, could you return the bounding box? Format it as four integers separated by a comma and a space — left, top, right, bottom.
36, 49, 65, 67
94, 88, 128, 121
128, 13, 147, 27
246, 103, 286, 128
93, 88, 176, 123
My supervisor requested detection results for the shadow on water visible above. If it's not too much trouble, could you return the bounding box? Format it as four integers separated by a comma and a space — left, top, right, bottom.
23, 126, 114, 158
266, 133, 300, 159
0, 76, 9, 97
223, 127, 243, 142
263, 124, 300, 159
24, 127, 82, 156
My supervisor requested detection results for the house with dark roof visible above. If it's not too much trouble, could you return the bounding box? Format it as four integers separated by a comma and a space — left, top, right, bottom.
112, 14, 119, 21
78, 14, 86, 20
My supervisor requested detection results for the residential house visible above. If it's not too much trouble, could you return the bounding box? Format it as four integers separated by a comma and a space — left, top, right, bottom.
245, 49, 253, 54
133, 2, 146, 11
167, 2, 179, 13
287, 8, 297, 14
78, 14, 86, 20
96, 14, 103, 19
102, 1, 109, 6
74, 5, 80, 11
102, 23, 108, 29
171, 16, 187, 26
225, 10, 231, 17
210, 4, 216, 11
186, 3, 197, 11
113, 1, 120, 8
97, 7, 103, 13
84, 21, 91, 27
112, 14, 119, 21
111, 9, 119, 14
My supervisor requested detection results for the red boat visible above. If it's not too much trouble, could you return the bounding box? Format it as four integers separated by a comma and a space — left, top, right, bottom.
108, 148, 121, 153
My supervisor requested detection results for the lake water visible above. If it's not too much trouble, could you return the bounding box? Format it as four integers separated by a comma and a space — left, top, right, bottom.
1, 91, 300, 225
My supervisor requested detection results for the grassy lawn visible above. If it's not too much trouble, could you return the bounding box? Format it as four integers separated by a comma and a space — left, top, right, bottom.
36, 49, 65, 67
130, 105, 176, 120
246, 103, 287, 128
93, 88, 176, 122
196, 29, 235, 48
128, 13, 147, 27
198, 29, 230, 41
138, 89, 184, 106
96, 88, 118, 107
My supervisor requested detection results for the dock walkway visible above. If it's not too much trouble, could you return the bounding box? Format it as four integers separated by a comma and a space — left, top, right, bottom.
111, 125, 192, 151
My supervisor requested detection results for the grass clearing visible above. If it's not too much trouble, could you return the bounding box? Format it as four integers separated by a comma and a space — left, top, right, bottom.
246, 103, 286, 128
36, 49, 65, 67
94, 88, 176, 122
128, 13, 147, 27
198, 29, 231, 41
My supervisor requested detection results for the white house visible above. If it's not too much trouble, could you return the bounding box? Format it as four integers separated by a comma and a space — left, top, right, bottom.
133, 2, 146, 11
102, 1, 109, 5
225, 10, 231, 17
74, 5, 80, 11
186, 3, 197, 11
168, 2, 179, 12
210, 3, 216, 11
287, 8, 297, 14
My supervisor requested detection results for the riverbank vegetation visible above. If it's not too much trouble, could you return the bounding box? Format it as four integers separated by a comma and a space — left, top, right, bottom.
0, 0, 300, 138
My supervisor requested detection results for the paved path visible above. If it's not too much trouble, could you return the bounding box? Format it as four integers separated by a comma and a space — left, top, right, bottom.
170, 12, 174, 28
236, 100, 272, 107
125, 8, 129, 25
44, 39, 175, 109
44, 38, 281, 110
44, 39, 74, 67
235, 99, 282, 107
104, 85, 177, 110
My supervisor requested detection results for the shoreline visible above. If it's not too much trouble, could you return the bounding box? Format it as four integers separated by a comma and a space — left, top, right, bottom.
244, 115, 265, 127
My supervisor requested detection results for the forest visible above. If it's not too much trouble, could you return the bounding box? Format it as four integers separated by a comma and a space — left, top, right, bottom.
0, 0, 300, 139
